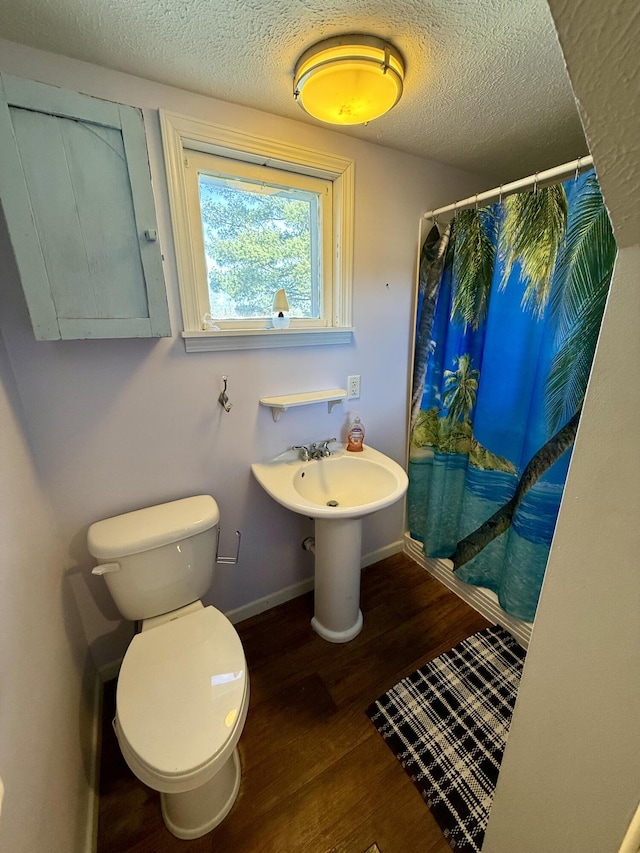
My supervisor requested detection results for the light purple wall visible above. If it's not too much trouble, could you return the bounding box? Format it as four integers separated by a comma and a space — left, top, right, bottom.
0, 40, 487, 673
0, 325, 94, 852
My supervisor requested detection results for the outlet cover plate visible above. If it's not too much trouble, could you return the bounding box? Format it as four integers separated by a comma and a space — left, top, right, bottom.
347, 374, 360, 399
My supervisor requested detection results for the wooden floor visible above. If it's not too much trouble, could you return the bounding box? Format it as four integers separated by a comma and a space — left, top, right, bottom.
97, 552, 490, 853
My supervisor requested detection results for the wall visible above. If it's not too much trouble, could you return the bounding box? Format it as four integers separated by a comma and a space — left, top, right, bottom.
483, 1, 640, 850
0, 323, 96, 852
0, 39, 487, 674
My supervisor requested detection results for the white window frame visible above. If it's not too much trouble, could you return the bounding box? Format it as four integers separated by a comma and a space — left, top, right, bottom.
159, 110, 354, 352
185, 151, 332, 330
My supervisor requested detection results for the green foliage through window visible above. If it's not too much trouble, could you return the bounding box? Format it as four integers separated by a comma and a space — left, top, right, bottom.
198, 173, 320, 320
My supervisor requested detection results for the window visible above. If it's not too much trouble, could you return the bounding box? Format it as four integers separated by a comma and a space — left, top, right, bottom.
186, 153, 332, 328
160, 111, 354, 351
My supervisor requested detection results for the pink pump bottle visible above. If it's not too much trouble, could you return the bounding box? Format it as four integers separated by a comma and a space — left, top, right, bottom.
346, 414, 365, 452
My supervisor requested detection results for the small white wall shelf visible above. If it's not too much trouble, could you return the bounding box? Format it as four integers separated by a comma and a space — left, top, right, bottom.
259, 389, 347, 422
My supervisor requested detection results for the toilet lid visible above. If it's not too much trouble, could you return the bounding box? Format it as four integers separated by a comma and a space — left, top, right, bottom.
116, 606, 247, 778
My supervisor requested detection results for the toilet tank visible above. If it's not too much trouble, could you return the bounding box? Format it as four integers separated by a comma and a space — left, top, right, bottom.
88, 495, 220, 621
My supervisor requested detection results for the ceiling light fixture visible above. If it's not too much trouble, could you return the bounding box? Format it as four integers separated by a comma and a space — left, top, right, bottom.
293, 34, 405, 126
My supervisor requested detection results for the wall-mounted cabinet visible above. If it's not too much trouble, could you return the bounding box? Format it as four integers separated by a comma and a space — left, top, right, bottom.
0, 74, 170, 340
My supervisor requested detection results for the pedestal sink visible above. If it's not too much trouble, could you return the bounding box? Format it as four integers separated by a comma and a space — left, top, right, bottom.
251, 444, 408, 642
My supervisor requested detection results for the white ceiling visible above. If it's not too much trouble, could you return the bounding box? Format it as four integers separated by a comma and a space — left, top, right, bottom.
0, 0, 588, 181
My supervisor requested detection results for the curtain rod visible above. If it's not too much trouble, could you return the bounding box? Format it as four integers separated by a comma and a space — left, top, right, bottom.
422, 154, 594, 221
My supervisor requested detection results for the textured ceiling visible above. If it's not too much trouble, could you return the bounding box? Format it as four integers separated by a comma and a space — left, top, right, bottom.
0, 0, 588, 180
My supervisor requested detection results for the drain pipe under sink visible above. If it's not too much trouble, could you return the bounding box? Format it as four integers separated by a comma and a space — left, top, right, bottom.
302, 536, 316, 554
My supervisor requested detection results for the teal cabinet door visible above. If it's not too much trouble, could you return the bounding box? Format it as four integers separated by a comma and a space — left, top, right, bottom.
0, 74, 171, 339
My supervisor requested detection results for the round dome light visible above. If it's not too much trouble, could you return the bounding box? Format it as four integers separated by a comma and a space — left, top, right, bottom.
293, 34, 405, 126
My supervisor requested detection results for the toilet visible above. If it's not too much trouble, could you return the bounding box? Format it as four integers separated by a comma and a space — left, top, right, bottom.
87, 495, 249, 840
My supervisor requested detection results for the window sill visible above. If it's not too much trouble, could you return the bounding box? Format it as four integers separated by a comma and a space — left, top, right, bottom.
182, 327, 354, 352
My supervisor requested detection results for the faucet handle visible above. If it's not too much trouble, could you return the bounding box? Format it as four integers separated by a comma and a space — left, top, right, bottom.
292, 444, 310, 461
319, 437, 337, 456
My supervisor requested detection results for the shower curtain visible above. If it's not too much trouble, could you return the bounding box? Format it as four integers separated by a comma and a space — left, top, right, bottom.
408, 169, 616, 622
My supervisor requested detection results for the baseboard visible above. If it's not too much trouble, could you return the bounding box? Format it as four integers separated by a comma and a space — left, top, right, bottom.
361, 539, 404, 568
226, 539, 404, 625
404, 533, 533, 649
225, 576, 316, 625
97, 658, 121, 683
85, 670, 103, 853
96, 539, 406, 665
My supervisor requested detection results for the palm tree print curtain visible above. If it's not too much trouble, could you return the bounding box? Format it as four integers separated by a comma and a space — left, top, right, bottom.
408, 169, 616, 622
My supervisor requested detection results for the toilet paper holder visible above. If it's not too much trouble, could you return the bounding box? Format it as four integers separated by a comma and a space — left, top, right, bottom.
215, 527, 241, 565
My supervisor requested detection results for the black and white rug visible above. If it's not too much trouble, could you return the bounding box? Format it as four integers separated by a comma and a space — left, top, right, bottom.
367, 625, 525, 852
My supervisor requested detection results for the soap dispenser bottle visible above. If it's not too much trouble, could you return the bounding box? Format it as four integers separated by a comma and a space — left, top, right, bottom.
347, 413, 365, 452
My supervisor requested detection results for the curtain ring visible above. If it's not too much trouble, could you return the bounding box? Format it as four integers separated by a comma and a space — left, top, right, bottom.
574, 156, 582, 182
474, 193, 479, 211
533, 172, 538, 194
498, 185, 503, 204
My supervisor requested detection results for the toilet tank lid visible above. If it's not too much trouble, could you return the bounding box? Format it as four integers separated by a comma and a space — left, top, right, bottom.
87, 495, 220, 559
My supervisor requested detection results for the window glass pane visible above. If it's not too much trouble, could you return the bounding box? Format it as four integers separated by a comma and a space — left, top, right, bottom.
198, 172, 320, 320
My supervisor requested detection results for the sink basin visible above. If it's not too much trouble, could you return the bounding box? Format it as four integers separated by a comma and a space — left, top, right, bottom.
252, 444, 408, 643
251, 444, 408, 520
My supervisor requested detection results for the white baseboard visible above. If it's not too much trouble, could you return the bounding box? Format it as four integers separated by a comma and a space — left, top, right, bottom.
95, 539, 406, 671
226, 539, 404, 625
404, 533, 533, 649
97, 658, 122, 683
85, 670, 103, 853
361, 539, 404, 568
225, 576, 315, 625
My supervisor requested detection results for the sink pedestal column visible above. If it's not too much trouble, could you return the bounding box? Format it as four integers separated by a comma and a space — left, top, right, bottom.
311, 517, 363, 643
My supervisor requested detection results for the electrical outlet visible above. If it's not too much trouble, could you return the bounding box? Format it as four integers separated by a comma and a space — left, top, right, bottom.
347, 374, 360, 399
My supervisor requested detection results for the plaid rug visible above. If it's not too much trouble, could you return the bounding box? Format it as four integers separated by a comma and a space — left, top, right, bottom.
367, 625, 525, 852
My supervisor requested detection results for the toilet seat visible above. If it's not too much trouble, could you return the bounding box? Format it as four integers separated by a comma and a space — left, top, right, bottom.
115, 605, 249, 793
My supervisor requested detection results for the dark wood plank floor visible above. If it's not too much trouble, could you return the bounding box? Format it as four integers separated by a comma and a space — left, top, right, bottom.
97, 552, 490, 853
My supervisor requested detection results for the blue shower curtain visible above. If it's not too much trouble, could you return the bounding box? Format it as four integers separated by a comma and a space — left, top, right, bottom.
408, 169, 615, 622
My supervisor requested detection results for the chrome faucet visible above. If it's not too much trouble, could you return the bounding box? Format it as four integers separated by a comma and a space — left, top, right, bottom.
313, 438, 336, 458
292, 438, 336, 461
